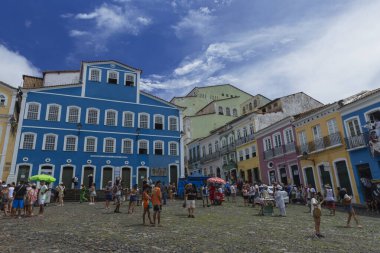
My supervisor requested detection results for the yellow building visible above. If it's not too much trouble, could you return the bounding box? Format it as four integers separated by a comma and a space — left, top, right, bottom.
0, 81, 18, 181
236, 140, 261, 183
293, 103, 360, 203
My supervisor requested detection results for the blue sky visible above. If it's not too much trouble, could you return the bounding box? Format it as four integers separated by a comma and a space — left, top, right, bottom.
1, 0, 380, 103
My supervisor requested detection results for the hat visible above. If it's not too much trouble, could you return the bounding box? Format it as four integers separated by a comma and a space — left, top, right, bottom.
325, 184, 331, 189
310, 188, 316, 193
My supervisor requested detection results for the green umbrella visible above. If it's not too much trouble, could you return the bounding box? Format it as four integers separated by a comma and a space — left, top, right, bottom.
29, 174, 56, 183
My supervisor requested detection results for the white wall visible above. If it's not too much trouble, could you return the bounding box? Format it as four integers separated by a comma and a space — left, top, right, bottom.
44, 72, 80, 86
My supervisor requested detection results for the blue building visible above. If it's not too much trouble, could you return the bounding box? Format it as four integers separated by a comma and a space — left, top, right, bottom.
7, 60, 184, 189
340, 88, 380, 204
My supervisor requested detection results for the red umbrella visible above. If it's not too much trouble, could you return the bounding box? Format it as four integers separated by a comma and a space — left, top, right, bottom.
207, 177, 226, 184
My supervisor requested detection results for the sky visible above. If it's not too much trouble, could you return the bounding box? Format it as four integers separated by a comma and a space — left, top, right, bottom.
1, 0, 380, 103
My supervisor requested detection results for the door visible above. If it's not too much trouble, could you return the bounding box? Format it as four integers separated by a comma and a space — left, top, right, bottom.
240, 170, 246, 181
170, 165, 178, 186
269, 170, 276, 184
291, 165, 301, 186
279, 167, 288, 185
61, 166, 74, 189
216, 167, 221, 178
138, 167, 147, 188
121, 167, 131, 189
318, 164, 333, 190
253, 168, 260, 183
17, 165, 31, 184
102, 167, 113, 189
248, 169, 253, 184
83, 166, 94, 188
336, 161, 354, 196
304, 167, 316, 188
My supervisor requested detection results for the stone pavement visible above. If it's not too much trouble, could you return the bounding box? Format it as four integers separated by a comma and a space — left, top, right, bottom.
0, 199, 379, 253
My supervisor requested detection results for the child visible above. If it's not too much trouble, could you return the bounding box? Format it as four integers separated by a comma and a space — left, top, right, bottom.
142, 187, 153, 225
89, 183, 96, 205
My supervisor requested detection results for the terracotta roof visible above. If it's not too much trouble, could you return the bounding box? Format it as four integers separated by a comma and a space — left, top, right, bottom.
82, 60, 142, 72
293, 104, 333, 121
23, 83, 82, 90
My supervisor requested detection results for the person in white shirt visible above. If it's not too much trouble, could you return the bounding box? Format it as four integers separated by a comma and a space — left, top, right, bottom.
38, 181, 49, 216
324, 184, 335, 216
342, 188, 362, 228
275, 186, 286, 216
230, 184, 237, 203
311, 191, 324, 238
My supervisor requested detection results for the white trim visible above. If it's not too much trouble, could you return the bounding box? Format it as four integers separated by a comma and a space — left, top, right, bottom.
20, 132, 37, 150
0, 93, 8, 106
81, 63, 88, 97
153, 114, 165, 130
340, 91, 380, 116
332, 158, 356, 202
343, 116, 362, 137
66, 106, 81, 123
179, 110, 184, 178
121, 166, 133, 189
124, 72, 136, 87
122, 111, 135, 127
14, 163, 33, 182
84, 136, 98, 152
59, 164, 76, 189
90, 155, 129, 158
315, 162, 335, 193
45, 103, 62, 122
81, 165, 96, 188
85, 63, 140, 73
88, 67, 102, 82
103, 137, 116, 153
85, 107, 100, 125
138, 139, 149, 154
22, 125, 180, 139
272, 132, 282, 148
104, 109, 118, 126
302, 165, 317, 188
63, 135, 78, 151
24, 102, 41, 120
267, 169, 277, 184
168, 116, 179, 131
121, 138, 133, 154
283, 127, 294, 144
107, 70, 119, 84
168, 163, 179, 185
38, 163, 56, 186
42, 133, 58, 151
136, 72, 140, 104
364, 107, 380, 122
168, 141, 179, 156
136, 166, 149, 184
100, 165, 115, 189
33, 91, 179, 110
263, 136, 272, 151
153, 140, 164, 155
138, 112, 150, 129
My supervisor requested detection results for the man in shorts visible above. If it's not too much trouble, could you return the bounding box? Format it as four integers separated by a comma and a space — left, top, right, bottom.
185, 183, 197, 218
151, 181, 162, 226
38, 181, 49, 216
13, 181, 27, 218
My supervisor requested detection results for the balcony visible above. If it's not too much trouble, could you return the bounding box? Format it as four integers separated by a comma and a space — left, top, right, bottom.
297, 132, 343, 155
345, 132, 369, 150
200, 151, 220, 164
263, 142, 298, 160
236, 134, 255, 146
220, 143, 236, 155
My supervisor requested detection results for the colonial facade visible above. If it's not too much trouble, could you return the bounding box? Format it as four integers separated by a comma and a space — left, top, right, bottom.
340, 88, 380, 204
7, 60, 183, 189
0, 81, 19, 181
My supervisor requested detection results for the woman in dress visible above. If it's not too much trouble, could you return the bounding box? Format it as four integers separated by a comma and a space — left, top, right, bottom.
57, 183, 65, 207
89, 183, 96, 205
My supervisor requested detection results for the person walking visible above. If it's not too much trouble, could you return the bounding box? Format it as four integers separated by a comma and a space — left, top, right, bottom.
38, 181, 49, 216
1, 184, 9, 216
113, 181, 123, 213
201, 183, 210, 207
342, 188, 362, 228
324, 184, 335, 216
128, 185, 137, 214
185, 183, 197, 218
230, 183, 237, 203
57, 183, 65, 207
151, 181, 162, 227
8, 182, 15, 214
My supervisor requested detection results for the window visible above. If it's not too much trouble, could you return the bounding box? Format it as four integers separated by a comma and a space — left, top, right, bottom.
107, 70, 118, 84
154, 141, 164, 155
251, 145, 257, 157
84, 137, 97, 152
327, 119, 338, 134
123, 112, 134, 127
125, 74, 135, 86
86, 108, 99, 125
169, 116, 178, 131
89, 68, 101, 82
249, 124, 254, 135
226, 107, 231, 116
221, 138, 227, 147
66, 106, 80, 123
43, 134, 57, 151
26, 102, 40, 120
138, 140, 149, 154
249, 103, 253, 111
214, 141, 219, 151
298, 131, 307, 145
228, 135, 234, 145
218, 106, 224, 115
263, 137, 272, 151
122, 139, 133, 154
243, 127, 248, 137
239, 150, 244, 161
105, 110, 117, 126
243, 107, 246, 114
208, 143, 212, 154
223, 155, 228, 165
312, 124, 322, 140
230, 152, 236, 162
154, 115, 164, 130
64, 135, 78, 151
346, 118, 361, 137
0, 94, 7, 106
273, 133, 282, 148
103, 138, 116, 153
202, 146, 206, 157
139, 113, 149, 129
21, 133, 36, 150
46, 104, 61, 121
253, 99, 258, 108
245, 148, 250, 159
233, 108, 238, 117
237, 130, 241, 139
284, 128, 294, 144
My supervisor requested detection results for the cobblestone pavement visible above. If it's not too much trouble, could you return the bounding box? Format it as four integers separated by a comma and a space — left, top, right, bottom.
1, 199, 379, 253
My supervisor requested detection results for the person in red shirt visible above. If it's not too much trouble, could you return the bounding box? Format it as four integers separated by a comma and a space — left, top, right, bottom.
151, 181, 162, 226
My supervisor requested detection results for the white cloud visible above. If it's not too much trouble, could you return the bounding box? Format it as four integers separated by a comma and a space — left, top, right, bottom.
0, 44, 40, 87
173, 7, 214, 38
69, 30, 89, 37
174, 59, 204, 76
75, 12, 98, 20
24, 20, 32, 28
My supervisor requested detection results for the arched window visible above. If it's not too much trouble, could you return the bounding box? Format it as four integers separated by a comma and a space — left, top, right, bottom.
107, 70, 119, 84
89, 68, 101, 82
138, 140, 149, 154
123, 111, 134, 127
43, 134, 58, 151
169, 116, 178, 131
0, 94, 7, 106
169, 142, 178, 156
139, 113, 150, 129
226, 107, 231, 116
253, 99, 258, 108
25, 102, 41, 120
86, 108, 99, 125
154, 140, 164, 155
122, 139, 133, 154
105, 109, 117, 126
21, 132, 37, 150
66, 106, 81, 123
84, 136, 97, 152
208, 143, 213, 154
154, 115, 164, 130
214, 141, 219, 151
103, 137, 116, 153
221, 138, 227, 147
218, 106, 224, 115
232, 108, 238, 117
46, 104, 61, 121
64, 135, 78, 151
249, 103, 253, 111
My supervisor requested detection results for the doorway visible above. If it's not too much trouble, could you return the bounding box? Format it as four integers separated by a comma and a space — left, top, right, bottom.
102, 167, 113, 189
248, 169, 253, 184
170, 165, 178, 186
83, 166, 95, 188
291, 165, 301, 186
318, 164, 333, 190
121, 167, 131, 189
61, 166, 74, 189
356, 163, 372, 199
253, 168, 260, 183
138, 167, 148, 188
279, 167, 288, 185
16, 165, 31, 184
269, 170, 276, 184
304, 167, 316, 188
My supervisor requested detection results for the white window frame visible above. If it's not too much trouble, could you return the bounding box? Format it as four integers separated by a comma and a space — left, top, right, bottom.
89, 68, 101, 82
45, 103, 62, 122
138, 113, 150, 129
20, 132, 37, 150
154, 114, 165, 130
153, 140, 164, 155
63, 135, 78, 151
272, 132, 282, 148
312, 124, 322, 140
42, 133, 58, 151
103, 137, 116, 153
84, 136, 98, 152
66, 106, 81, 123
168, 116, 179, 131
121, 138, 133, 154
122, 111, 135, 128
138, 139, 149, 154
86, 108, 100, 125
107, 70, 119, 84
283, 127, 294, 144
344, 116, 362, 137
0, 93, 7, 106
104, 109, 118, 126
263, 137, 272, 151
168, 141, 179, 156
298, 131, 307, 146
25, 102, 41, 120
327, 118, 338, 135
239, 150, 244, 161
124, 73, 136, 87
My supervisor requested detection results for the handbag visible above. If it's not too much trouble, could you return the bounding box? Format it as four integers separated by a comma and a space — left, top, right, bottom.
148, 201, 153, 209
